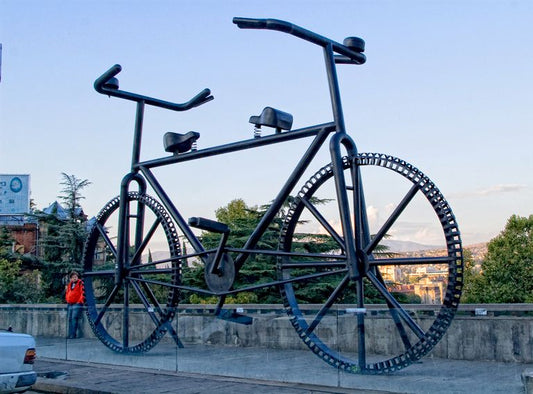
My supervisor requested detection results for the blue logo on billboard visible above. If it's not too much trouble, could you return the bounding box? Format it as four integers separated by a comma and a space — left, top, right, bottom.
10, 177, 23, 193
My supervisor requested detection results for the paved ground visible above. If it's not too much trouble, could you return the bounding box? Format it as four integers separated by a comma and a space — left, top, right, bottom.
33, 358, 386, 394
32, 337, 532, 394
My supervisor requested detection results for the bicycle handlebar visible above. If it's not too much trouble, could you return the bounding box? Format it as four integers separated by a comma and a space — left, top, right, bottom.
94, 64, 214, 111
232, 17, 366, 65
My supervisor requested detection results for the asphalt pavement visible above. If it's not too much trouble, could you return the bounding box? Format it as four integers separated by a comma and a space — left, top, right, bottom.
32, 337, 532, 394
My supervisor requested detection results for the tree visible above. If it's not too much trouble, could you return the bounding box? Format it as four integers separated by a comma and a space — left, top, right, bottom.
183, 199, 274, 303
183, 198, 391, 304
0, 229, 43, 303
465, 215, 533, 303
459, 249, 480, 303
38, 173, 91, 301
59, 173, 91, 218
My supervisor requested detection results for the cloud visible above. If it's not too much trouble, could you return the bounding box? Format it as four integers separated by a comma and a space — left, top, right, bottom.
449, 184, 527, 199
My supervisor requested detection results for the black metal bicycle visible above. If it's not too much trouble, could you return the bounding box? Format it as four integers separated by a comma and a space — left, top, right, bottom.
83, 17, 463, 374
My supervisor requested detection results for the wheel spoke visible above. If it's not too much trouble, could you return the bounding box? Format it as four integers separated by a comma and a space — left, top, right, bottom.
94, 284, 120, 327
122, 281, 130, 348
130, 278, 182, 349
128, 267, 176, 275
95, 222, 117, 259
355, 277, 366, 368
300, 196, 345, 249
130, 279, 166, 328
131, 217, 162, 265
364, 183, 419, 255
279, 260, 346, 269
366, 271, 425, 339
370, 256, 455, 266
306, 274, 350, 335
83, 269, 116, 277
373, 268, 412, 350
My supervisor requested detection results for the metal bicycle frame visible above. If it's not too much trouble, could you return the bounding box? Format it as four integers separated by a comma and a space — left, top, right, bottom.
108, 19, 369, 302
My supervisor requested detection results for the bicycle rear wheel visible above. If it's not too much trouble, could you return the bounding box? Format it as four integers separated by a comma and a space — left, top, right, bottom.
83, 192, 181, 353
278, 153, 463, 373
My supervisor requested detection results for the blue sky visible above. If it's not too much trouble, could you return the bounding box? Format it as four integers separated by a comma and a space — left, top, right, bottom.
1, 0, 532, 246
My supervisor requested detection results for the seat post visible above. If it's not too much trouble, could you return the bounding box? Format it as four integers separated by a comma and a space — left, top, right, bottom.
131, 100, 145, 171
323, 44, 347, 136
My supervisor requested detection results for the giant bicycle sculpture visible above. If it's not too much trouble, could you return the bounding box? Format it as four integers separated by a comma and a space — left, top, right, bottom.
83, 17, 463, 374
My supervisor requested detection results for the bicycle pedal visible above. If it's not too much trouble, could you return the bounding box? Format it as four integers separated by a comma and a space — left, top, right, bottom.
217, 309, 253, 325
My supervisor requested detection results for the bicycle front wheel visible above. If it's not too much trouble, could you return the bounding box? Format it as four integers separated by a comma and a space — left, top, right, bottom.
82, 192, 181, 353
278, 153, 463, 373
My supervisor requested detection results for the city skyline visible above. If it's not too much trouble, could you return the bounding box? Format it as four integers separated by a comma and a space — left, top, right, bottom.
1, 1, 532, 247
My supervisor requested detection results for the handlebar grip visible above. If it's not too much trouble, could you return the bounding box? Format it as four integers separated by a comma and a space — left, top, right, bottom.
188, 88, 213, 108
233, 17, 293, 34
233, 17, 267, 29
94, 64, 122, 93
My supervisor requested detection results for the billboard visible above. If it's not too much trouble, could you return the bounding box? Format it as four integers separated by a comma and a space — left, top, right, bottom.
0, 174, 30, 214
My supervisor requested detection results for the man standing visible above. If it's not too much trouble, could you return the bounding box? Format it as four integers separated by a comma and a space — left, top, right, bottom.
65, 271, 84, 339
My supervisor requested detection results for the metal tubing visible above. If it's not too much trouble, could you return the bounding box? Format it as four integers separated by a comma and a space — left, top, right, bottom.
139, 166, 205, 255
329, 133, 358, 278
323, 44, 347, 135
234, 125, 333, 270
232, 18, 366, 65
116, 173, 147, 285
135, 123, 335, 170
131, 101, 145, 170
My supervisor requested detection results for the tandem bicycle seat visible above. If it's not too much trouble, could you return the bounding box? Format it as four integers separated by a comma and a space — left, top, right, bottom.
249, 107, 293, 133
164, 131, 200, 154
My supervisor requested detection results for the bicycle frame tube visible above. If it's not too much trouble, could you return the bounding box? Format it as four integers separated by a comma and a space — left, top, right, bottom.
116, 172, 147, 285
135, 123, 335, 272
135, 123, 335, 170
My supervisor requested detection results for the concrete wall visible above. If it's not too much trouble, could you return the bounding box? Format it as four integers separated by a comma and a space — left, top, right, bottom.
1, 304, 531, 363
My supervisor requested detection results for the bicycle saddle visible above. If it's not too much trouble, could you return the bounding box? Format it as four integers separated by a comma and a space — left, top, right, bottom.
249, 107, 293, 132
164, 131, 200, 154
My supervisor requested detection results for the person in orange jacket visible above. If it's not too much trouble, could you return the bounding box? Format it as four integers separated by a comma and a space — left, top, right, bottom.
65, 271, 84, 339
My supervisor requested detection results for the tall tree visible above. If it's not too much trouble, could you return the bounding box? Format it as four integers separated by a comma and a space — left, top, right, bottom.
465, 215, 533, 303
59, 173, 91, 218
38, 173, 91, 301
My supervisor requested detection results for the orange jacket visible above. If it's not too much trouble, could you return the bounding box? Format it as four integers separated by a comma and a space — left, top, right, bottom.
65, 279, 84, 304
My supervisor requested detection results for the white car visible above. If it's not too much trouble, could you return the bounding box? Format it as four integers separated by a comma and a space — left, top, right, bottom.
0, 330, 37, 393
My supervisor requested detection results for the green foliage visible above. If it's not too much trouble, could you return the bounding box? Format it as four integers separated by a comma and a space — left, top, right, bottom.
182, 198, 282, 303
0, 232, 43, 303
182, 198, 392, 305
460, 249, 479, 303
464, 215, 533, 303
0, 173, 91, 304
189, 292, 258, 304
59, 173, 92, 217
36, 173, 91, 301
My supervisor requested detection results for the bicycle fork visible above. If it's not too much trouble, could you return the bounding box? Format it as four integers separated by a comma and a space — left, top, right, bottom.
329, 132, 370, 280
329, 131, 370, 369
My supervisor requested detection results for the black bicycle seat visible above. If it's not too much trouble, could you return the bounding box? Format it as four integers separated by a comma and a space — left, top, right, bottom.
164, 131, 200, 154
249, 107, 293, 132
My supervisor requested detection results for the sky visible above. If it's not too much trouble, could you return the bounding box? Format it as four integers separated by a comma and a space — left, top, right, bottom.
1, 0, 532, 247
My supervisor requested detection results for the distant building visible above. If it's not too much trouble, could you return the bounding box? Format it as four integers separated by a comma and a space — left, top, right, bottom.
0, 174, 36, 254
0, 200, 86, 258
0, 218, 38, 255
